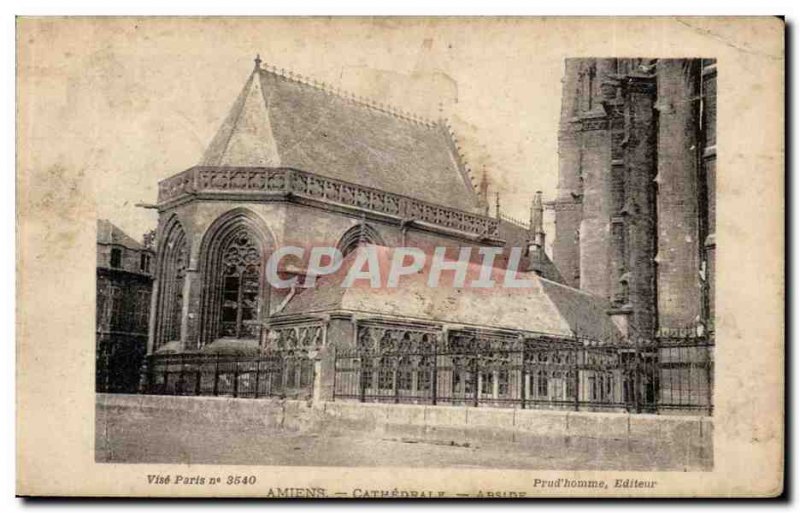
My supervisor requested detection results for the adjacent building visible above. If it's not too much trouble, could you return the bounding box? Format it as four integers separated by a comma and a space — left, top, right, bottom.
551, 58, 716, 339
96, 219, 154, 392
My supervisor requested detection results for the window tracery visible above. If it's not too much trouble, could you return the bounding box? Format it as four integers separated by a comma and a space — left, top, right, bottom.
218, 229, 262, 338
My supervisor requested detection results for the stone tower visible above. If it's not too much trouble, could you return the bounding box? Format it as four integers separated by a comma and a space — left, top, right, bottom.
551, 58, 716, 338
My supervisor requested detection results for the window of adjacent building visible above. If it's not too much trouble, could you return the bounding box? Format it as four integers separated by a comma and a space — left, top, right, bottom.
109, 285, 122, 329
135, 289, 150, 332
110, 247, 122, 268
140, 253, 151, 273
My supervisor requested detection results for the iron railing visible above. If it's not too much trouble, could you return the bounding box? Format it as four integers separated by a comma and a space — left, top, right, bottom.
333, 339, 713, 415
143, 353, 314, 399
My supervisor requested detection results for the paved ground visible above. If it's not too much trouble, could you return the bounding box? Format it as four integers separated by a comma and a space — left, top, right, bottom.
96, 402, 703, 470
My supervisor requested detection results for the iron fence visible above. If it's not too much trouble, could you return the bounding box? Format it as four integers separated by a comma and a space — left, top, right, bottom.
143, 352, 315, 399
333, 338, 713, 415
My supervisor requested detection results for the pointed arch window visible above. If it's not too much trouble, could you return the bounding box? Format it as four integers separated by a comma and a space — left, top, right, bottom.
168, 245, 187, 341
337, 223, 385, 257
199, 210, 272, 346
219, 229, 262, 338
154, 218, 187, 348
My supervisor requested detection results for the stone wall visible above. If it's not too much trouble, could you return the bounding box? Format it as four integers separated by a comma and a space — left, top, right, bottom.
97, 393, 713, 470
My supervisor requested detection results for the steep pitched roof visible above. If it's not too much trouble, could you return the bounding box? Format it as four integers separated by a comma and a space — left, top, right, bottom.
201, 64, 480, 213
278, 246, 622, 341
97, 219, 145, 251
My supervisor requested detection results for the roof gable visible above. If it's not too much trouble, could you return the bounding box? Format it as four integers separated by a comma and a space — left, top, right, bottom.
97, 219, 145, 251
201, 65, 480, 213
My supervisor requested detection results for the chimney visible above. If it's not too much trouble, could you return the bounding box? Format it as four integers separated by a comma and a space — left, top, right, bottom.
531, 190, 545, 249
527, 191, 546, 276
478, 168, 489, 216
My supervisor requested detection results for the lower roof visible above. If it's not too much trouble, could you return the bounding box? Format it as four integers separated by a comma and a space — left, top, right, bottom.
277, 245, 622, 342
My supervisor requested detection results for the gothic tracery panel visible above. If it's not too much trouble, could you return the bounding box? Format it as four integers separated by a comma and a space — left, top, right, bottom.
218, 228, 263, 339
155, 218, 188, 348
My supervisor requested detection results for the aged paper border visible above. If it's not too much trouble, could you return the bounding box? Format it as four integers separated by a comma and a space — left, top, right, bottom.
16, 16, 784, 497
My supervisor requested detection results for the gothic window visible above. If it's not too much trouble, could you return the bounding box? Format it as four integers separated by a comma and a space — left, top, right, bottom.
589, 375, 598, 401
552, 372, 564, 400
397, 357, 413, 391
497, 369, 510, 397
378, 357, 393, 391
337, 223, 385, 257
566, 371, 576, 399
155, 217, 187, 347
218, 229, 262, 338
480, 370, 493, 395
537, 370, 549, 398
285, 358, 297, 388
167, 242, 187, 342
452, 357, 475, 397
360, 357, 373, 391
417, 356, 432, 392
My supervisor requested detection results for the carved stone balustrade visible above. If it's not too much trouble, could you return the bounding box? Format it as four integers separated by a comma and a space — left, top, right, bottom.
157, 166, 501, 239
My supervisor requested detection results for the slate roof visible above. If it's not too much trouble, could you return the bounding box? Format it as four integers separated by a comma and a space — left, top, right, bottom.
97, 219, 145, 251
201, 65, 481, 213
278, 246, 622, 342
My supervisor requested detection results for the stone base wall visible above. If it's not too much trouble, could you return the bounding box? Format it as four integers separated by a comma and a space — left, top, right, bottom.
97, 394, 712, 470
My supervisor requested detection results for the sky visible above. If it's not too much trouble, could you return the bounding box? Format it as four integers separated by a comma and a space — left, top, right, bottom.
18, 16, 783, 251
19, 17, 579, 247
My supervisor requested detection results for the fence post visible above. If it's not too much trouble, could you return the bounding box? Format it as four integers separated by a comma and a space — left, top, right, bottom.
705, 341, 714, 415
213, 354, 220, 396
145, 355, 154, 394
394, 361, 400, 404
431, 344, 438, 406
254, 360, 261, 399
472, 355, 479, 407
178, 362, 186, 396
195, 365, 201, 396
233, 360, 239, 398
633, 347, 642, 414
358, 355, 366, 403
520, 346, 526, 410
331, 345, 337, 402
162, 362, 169, 395
574, 348, 580, 412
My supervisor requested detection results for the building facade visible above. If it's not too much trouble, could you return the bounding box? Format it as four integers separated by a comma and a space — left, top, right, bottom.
139, 57, 712, 415
551, 58, 716, 339
96, 219, 155, 393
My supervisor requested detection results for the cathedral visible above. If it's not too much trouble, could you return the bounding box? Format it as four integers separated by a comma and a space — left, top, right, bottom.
140, 57, 712, 414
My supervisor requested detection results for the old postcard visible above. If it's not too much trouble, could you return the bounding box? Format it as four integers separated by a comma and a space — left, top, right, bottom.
16, 16, 784, 497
